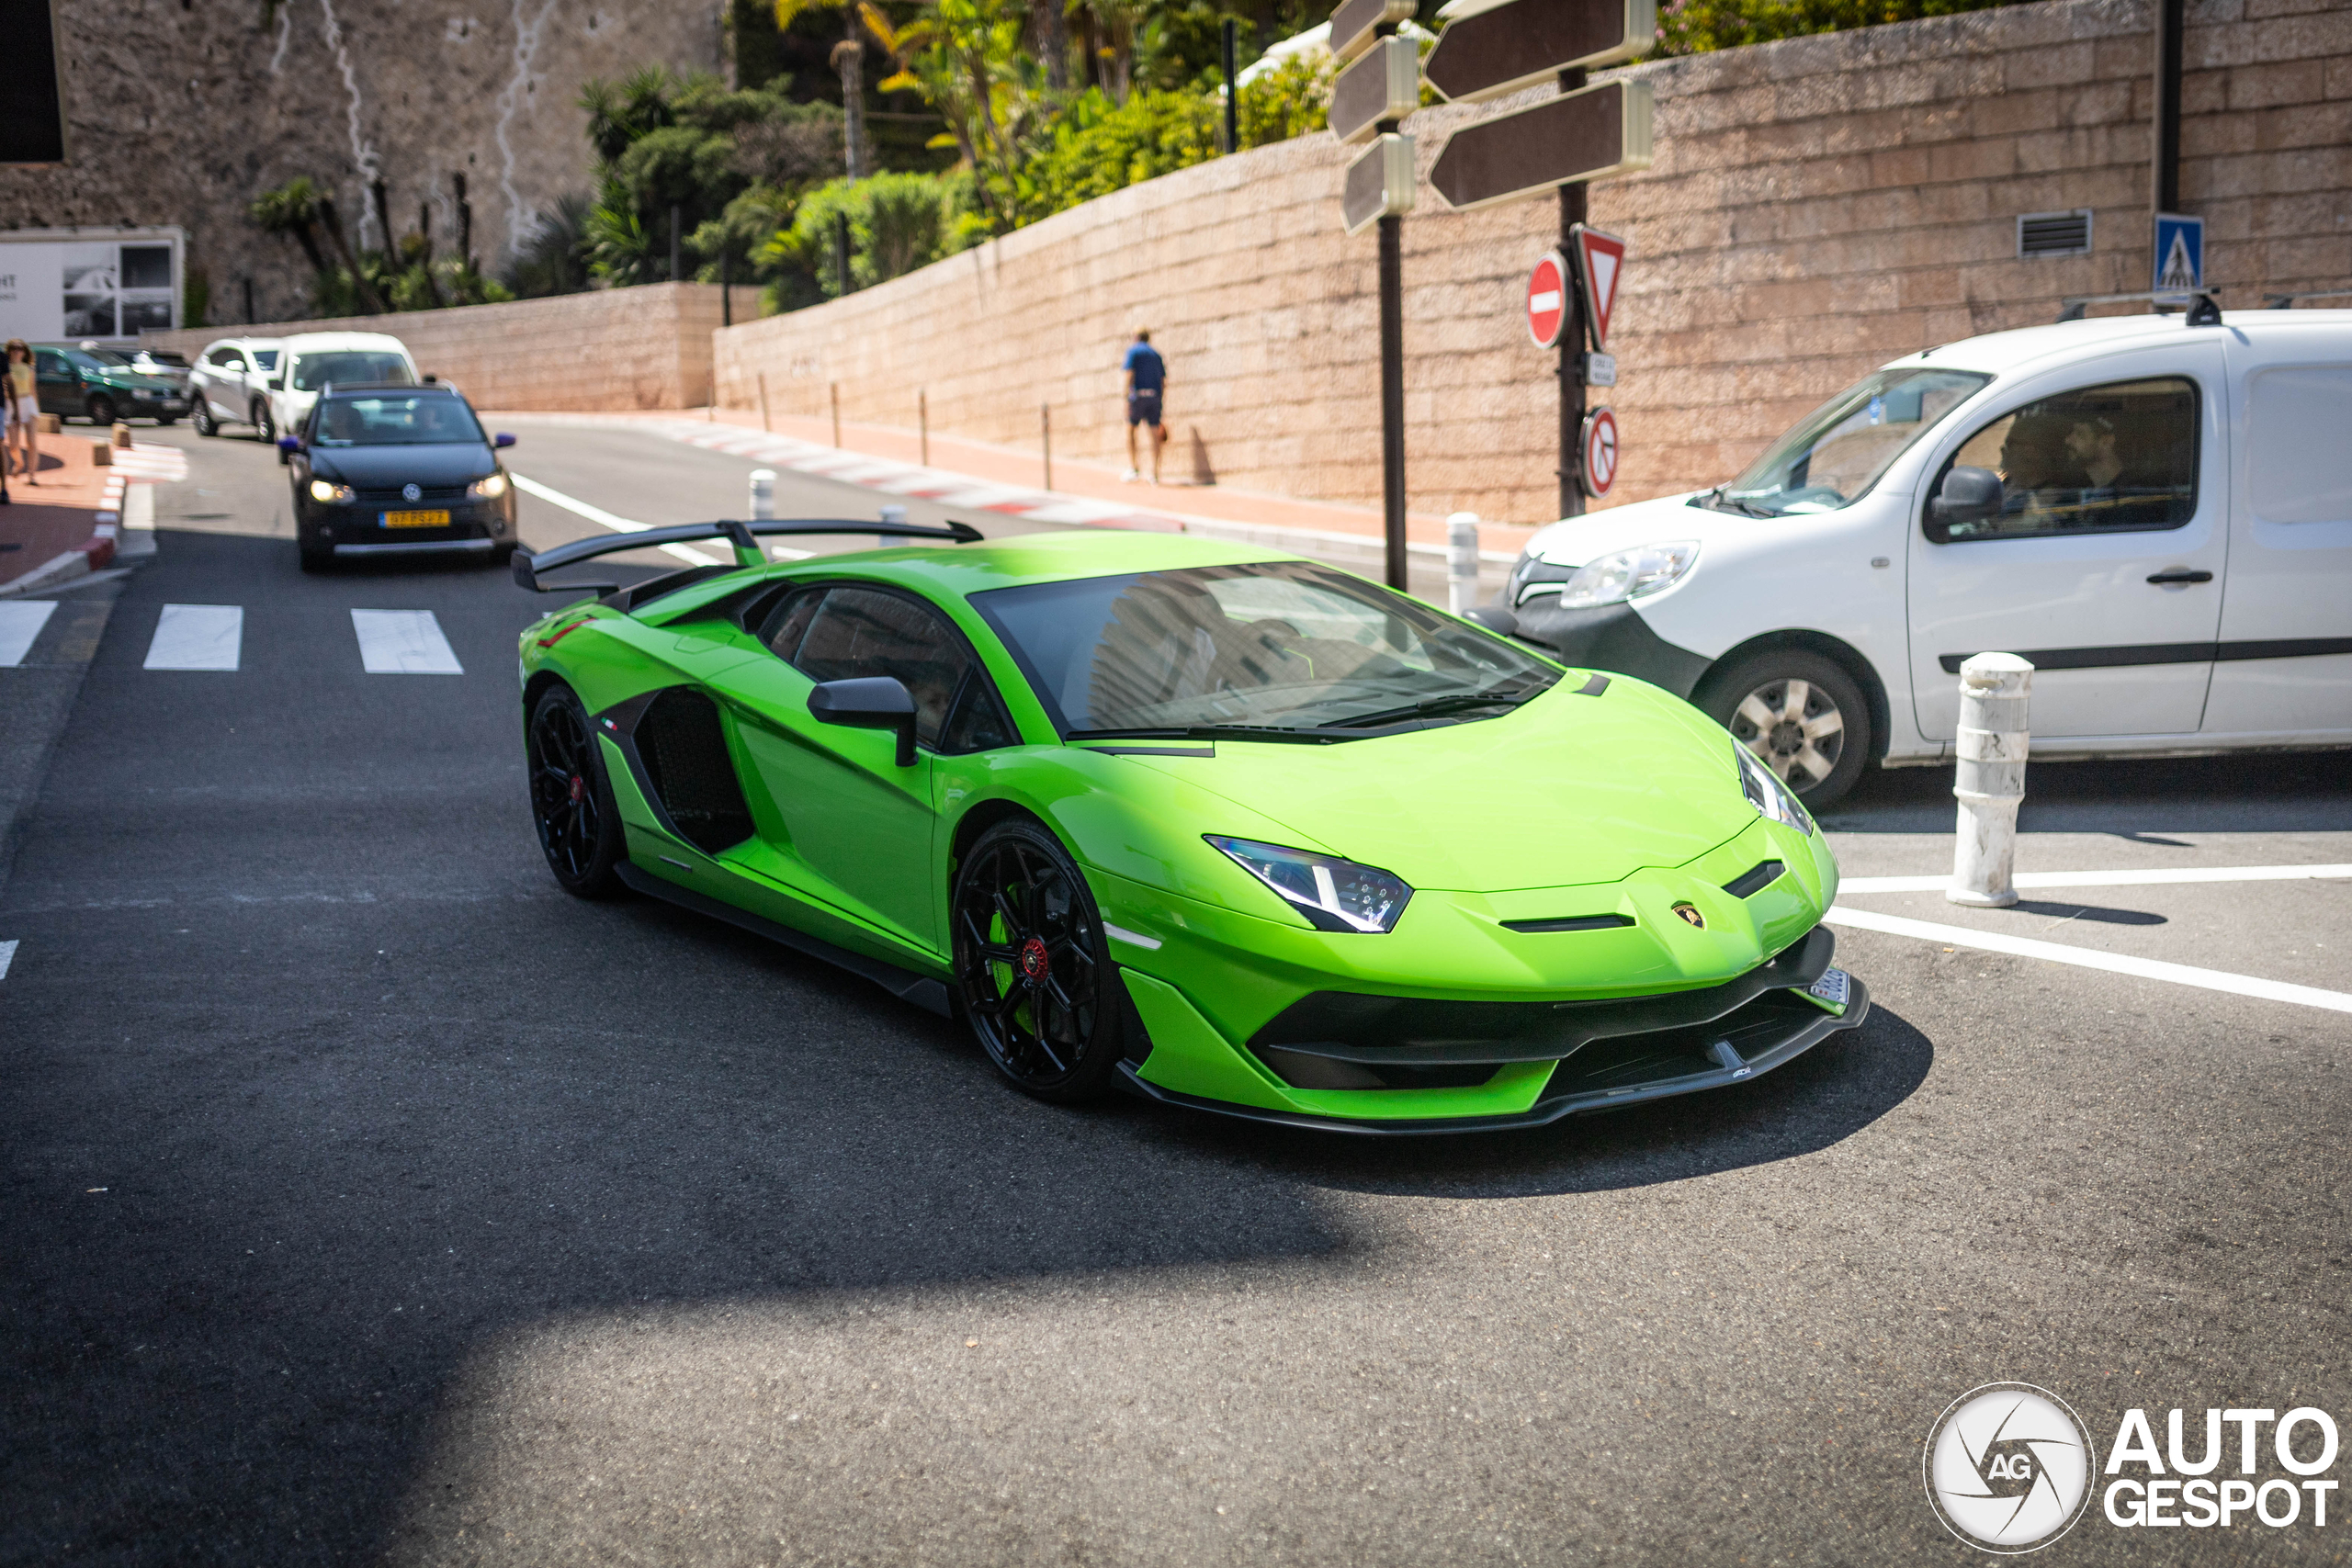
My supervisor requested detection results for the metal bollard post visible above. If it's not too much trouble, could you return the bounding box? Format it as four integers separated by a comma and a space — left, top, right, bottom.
877, 502, 906, 551
1949, 652, 2033, 907
1445, 512, 1481, 615
749, 468, 775, 522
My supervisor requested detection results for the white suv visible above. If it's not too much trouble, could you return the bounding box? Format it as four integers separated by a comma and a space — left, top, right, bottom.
189, 336, 287, 439
1488, 310, 2352, 806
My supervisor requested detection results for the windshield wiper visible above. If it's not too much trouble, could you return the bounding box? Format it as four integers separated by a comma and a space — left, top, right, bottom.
1321, 681, 1543, 730
1697, 485, 1774, 518
1065, 724, 1341, 745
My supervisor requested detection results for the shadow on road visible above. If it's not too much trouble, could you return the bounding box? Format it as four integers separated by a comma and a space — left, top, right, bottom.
1818, 750, 2352, 835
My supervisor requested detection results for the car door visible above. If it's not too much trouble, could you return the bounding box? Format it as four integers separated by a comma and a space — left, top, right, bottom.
705, 583, 1005, 955
2199, 344, 2352, 739
34, 349, 78, 418
1906, 342, 2229, 741
200, 346, 245, 418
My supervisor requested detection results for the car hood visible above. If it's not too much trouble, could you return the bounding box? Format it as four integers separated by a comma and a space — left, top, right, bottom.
1106, 677, 1759, 892
311, 444, 494, 486
1519, 491, 1727, 568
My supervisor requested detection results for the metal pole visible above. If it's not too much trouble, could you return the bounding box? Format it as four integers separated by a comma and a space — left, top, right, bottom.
670, 204, 682, 284
2152, 0, 2184, 215
1377, 212, 1407, 590
720, 250, 732, 326
919, 389, 929, 466
830, 381, 841, 446
1041, 402, 1053, 490
757, 370, 771, 432
1557, 67, 1589, 520
1222, 18, 1238, 155
1446, 513, 1481, 615
834, 211, 851, 297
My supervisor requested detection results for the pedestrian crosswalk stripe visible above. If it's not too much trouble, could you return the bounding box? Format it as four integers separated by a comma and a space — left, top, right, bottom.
0, 939, 17, 982
144, 604, 243, 671
350, 609, 463, 674
0, 602, 59, 667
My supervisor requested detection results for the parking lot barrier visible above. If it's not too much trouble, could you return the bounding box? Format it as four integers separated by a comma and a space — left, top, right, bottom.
749, 469, 776, 521
1446, 513, 1481, 614
1950, 652, 2032, 907
877, 503, 906, 551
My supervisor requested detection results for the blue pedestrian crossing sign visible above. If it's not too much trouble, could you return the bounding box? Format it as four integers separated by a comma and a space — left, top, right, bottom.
2154, 212, 2204, 300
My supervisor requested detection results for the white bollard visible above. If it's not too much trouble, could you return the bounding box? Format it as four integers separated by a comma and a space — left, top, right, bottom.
748, 468, 776, 521
877, 502, 907, 551
1445, 512, 1481, 615
1949, 652, 2033, 907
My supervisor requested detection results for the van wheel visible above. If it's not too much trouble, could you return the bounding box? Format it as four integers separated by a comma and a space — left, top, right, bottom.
1696, 649, 1871, 808
251, 400, 275, 444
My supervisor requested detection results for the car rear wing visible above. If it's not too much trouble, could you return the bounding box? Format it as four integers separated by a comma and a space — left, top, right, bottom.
511, 516, 986, 593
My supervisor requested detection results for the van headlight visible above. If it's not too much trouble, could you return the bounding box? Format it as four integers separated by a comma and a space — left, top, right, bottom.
1550, 541, 1700, 608
469, 472, 509, 500
1736, 743, 1815, 836
308, 479, 353, 503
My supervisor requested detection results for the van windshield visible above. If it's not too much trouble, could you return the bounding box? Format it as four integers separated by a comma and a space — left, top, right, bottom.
290, 351, 413, 391
1710, 367, 1990, 516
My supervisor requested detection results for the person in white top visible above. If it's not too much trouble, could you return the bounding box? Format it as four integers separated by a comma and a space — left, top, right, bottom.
3, 340, 37, 487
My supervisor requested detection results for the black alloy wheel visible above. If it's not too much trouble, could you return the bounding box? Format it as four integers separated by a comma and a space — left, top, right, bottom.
951, 818, 1126, 1102
526, 686, 626, 897
85, 393, 116, 427
191, 399, 218, 436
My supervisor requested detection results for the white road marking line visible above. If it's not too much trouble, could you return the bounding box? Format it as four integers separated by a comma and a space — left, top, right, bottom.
508, 473, 729, 567
144, 604, 243, 671
0, 939, 16, 981
0, 602, 60, 667
1823, 904, 2352, 1015
1839, 863, 2352, 894
350, 609, 464, 674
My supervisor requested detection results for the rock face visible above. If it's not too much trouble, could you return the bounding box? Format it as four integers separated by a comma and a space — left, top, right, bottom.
0, 0, 723, 324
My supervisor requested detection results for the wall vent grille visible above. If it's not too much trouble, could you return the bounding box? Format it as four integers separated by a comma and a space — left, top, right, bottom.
2018, 209, 2094, 257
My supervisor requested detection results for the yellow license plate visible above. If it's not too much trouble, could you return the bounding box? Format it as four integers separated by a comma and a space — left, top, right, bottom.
382, 509, 449, 528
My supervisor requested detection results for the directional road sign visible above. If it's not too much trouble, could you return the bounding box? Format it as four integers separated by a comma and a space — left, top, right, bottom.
1425, 0, 1656, 104
1342, 132, 1417, 237
1329, 36, 1422, 146
2154, 212, 2203, 301
1579, 406, 1620, 498
1526, 251, 1567, 349
1430, 78, 1652, 213
1570, 223, 1626, 350
1329, 0, 1418, 62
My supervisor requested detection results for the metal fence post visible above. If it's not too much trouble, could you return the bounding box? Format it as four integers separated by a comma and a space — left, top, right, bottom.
1951, 652, 2032, 907
749, 468, 775, 522
1041, 403, 1053, 491
830, 382, 841, 448
1446, 513, 1481, 615
920, 389, 929, 467
757, 371, 772, 433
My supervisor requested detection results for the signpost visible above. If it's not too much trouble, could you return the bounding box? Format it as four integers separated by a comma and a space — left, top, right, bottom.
1570, 223, 1625, 348
2153, 211, 2203, 302
1427, 79, 1653, 212
1525, 251, 1567, 349
1423, 0, 1655, 103
1330, 36, 1421, 145
1579, 407, 1619, 498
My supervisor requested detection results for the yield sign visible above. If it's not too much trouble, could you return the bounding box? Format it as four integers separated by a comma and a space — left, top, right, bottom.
1572, 224, 1627, 351
1526, 251, 1568, 349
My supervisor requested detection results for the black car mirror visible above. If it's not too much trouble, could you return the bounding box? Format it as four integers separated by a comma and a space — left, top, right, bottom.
1461, 604, 1520, 637
808, 677, 918, 766
1928, 466, 2003, 532
268, 377, 286, 390
493, 433, 516, 448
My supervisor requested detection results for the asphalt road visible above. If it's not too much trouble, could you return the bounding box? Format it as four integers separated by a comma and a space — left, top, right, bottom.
2, 424, 2348, 1566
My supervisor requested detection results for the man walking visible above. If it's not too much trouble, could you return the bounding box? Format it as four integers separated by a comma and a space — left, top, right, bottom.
1120, 330, 1167, 484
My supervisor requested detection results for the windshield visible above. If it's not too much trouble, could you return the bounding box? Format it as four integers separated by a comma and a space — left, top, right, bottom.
81, 348, 133, 367
1716, 367, 1990, 516
290, 351, 413, 391
973, 561, 1558, 739
312, 395, 484, 447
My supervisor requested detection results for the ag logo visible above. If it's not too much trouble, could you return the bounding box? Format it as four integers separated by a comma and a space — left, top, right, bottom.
1924, 1383, 2096, 1553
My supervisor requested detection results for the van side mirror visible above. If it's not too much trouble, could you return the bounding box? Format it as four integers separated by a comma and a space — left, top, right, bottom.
1928, 466, 2003, 533
808, 676, 918, 766
268, 377, 286, 390
493, 432, 516, 448
277, 435, 301, 454
224, 357, 245, 372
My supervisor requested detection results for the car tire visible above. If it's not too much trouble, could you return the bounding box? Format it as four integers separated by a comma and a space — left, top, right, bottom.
526, 685, 628, 898
191, 400, 218, 437
1696, 649, 1872, 809
251, 400, 275, 445
85, 394, 116, 427
951, 818, 1129, 1104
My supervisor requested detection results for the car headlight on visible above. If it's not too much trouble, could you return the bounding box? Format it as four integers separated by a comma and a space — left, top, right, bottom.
1544, 541, 1700, 609
1205, 836, 1412, 932
1735, 743, 1815, 836
308, 479, 353, 504
469, 472, 509, 500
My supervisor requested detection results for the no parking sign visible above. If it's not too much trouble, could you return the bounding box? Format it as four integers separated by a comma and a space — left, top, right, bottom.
1579, 406, 1619, 498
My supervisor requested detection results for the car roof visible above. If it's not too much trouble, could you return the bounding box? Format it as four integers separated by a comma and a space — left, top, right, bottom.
321, 381, 459, 397
280, 333, 413, 353
1883, 309, 2352, 378
778, 527, 1312, 597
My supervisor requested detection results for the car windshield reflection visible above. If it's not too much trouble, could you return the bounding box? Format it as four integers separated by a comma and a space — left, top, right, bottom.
1712, 367, 1990, 516
313, 395, 486, 447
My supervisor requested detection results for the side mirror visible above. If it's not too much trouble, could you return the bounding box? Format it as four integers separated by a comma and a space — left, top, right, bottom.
493, 432, 516, 448
267, 377, 286, 390
1928, 465, 2003, 532
808, 676, 918, 766
1461, 604, 1521, 637
277, 435, 301, 454
224, 358, 245, 373
423, 374, 438, 385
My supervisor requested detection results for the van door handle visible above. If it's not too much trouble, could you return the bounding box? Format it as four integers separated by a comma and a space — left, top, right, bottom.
2146, 569, 2213, 585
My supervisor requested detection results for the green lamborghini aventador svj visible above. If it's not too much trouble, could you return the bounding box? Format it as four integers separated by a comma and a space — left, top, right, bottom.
514, 519, 1866, 1134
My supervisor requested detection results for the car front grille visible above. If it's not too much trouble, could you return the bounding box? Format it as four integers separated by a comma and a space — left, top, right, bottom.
355, 485, 469, 505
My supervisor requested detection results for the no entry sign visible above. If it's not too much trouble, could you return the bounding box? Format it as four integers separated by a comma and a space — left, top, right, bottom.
1579, 406, 1620, 498
1526, 251, 1568, 349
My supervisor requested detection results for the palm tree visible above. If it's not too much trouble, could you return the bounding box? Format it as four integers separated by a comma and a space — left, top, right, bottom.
250, 177, 387, 314
775, 0, 871, 180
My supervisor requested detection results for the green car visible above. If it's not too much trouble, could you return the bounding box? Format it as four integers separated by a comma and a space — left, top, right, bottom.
514, 520, 1866, 1134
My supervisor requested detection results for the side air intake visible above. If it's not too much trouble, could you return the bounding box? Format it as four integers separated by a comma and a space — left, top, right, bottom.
636, 689, 753, 854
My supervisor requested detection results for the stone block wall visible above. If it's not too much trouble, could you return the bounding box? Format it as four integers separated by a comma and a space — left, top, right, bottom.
143, 284, 744, 412
714, 0, 2349, 524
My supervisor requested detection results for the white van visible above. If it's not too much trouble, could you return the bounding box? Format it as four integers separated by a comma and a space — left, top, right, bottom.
265, 332, 419, 450
1487, 310, 2352, 806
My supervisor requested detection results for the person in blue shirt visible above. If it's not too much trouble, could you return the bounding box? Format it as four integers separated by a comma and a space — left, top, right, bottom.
1120, 330, 1167, 484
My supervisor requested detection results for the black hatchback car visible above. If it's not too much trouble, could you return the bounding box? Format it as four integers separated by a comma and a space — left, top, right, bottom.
281, 385, 519, 570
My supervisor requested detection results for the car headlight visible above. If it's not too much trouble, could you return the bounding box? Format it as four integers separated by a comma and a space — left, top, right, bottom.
308, 479, 353, 503
1540, 541, 1700, 609
1205, 836, 1412, 933
469, 472, 509, 499
1735, 743, 1815, 836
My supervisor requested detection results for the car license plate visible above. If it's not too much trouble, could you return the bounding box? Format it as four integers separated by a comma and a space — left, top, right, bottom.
1805, 967, 1851, 1011
382, 509, 449, 528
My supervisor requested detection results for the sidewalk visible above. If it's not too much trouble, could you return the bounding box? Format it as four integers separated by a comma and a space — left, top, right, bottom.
480, 404, 1545, 570
0, 437, 124, 598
